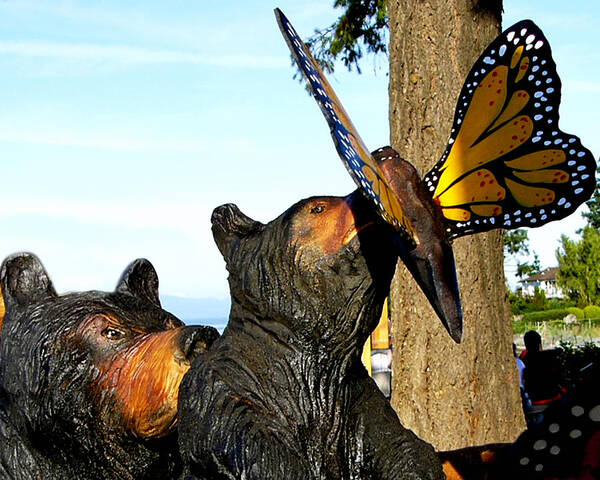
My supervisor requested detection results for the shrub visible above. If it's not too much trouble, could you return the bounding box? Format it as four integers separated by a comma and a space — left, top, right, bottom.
556, 341, 600, 386
583, 305, 600, 319
508, 289, 554, 315
566, 307, 584, 320
547, 297, 576, 310
519, 307, 584, 323
521, 309, 570, 323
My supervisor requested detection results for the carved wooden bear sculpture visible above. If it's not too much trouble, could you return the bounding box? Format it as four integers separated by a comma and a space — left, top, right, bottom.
0, 253, 219, 480
178, 191, 443, 480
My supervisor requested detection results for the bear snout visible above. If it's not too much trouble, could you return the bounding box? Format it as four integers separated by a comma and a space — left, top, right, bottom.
211, 203, 240, 231
212, 204, 264, 237
94, 328, 213, 438
176, 325, 219, 363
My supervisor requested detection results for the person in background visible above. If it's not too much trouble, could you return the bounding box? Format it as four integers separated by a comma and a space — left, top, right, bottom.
519, 329, 542, 363
521, 330, 566, 426
514, 342, 531, 415
513, 342, 526, 390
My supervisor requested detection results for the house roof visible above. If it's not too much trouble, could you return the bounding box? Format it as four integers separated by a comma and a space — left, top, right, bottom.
521, 267, 559, 283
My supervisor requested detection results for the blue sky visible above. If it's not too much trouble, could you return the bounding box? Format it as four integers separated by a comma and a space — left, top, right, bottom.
0, 1, 598, 300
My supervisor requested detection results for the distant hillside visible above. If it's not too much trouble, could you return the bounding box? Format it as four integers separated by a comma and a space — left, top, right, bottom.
160, 295, 229, 332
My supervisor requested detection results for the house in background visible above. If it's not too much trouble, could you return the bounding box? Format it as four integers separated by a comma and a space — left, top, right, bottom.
520, 267, 564, 298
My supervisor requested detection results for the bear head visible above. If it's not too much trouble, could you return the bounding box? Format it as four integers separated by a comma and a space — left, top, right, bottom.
0, 253, 219, 478
211, 189, 398, 349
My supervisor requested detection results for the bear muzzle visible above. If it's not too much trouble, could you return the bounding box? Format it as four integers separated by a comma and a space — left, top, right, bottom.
95, 325, 218, 438
175, 325, 220, 364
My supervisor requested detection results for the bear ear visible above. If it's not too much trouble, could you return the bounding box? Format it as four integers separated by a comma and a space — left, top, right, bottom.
0, 252, 57, 308
211, 204, 264, 260
115, 258, 161, 307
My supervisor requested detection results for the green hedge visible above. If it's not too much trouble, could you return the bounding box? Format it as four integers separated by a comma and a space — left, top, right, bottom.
513, 320, 539, 334
566, 307, 585, 320
521, 309, 572, 323
519, 307, 586, 323
583, 305, 600, 319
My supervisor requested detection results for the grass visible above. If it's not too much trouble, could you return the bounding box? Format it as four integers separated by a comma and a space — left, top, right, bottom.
513, 318, 600, 346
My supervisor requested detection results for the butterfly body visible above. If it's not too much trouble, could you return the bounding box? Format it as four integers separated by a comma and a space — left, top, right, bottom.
374, 147, 463, 342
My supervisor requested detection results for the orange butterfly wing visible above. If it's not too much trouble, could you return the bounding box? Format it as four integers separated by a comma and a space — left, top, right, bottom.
424, 20, 596, 239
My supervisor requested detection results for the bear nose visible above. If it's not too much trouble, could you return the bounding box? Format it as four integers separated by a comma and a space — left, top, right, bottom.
212, 203, 262, 237
177, 326, 219, 362
211, 204, 241, 230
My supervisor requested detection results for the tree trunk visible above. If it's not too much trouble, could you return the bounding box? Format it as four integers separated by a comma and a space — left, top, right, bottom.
387, 0, 526, 451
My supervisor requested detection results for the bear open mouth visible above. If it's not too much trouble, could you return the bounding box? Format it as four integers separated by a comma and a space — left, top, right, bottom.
342, 221, 374, 245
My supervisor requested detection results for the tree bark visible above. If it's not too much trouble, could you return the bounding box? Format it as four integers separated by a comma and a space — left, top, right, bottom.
387, 0, 526, 451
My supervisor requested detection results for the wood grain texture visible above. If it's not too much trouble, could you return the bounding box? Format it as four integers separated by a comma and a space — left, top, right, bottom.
387, 0, 526, 450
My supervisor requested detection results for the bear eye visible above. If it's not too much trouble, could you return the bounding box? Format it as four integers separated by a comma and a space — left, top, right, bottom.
310, 205, 325, 214
101, 327, 125, 340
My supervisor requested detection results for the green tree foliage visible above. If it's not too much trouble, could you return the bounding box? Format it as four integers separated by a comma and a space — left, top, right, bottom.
515, 253, 541, 280
304, 0, 503, 75
531, 286, 547, 309
582, 167, 600, 228
507, 287, 546, 315
503, 229, 530, 256
305, 0, 388, 74
556, 226, 600, 305
506, 288, 527, 315
503, 229, 541, 280
508, 288, 577, 316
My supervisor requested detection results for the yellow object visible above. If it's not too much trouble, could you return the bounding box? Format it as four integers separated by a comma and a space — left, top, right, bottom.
361, 336, 372, 376
0, 286, 4, 334
371, 300, 390, 350
424, 22, 596, 236
362, 299, 392, 376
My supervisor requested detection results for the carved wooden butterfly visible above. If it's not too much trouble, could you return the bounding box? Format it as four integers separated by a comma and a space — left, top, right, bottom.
275, 10, 596, 242
275, 9, 596, 343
